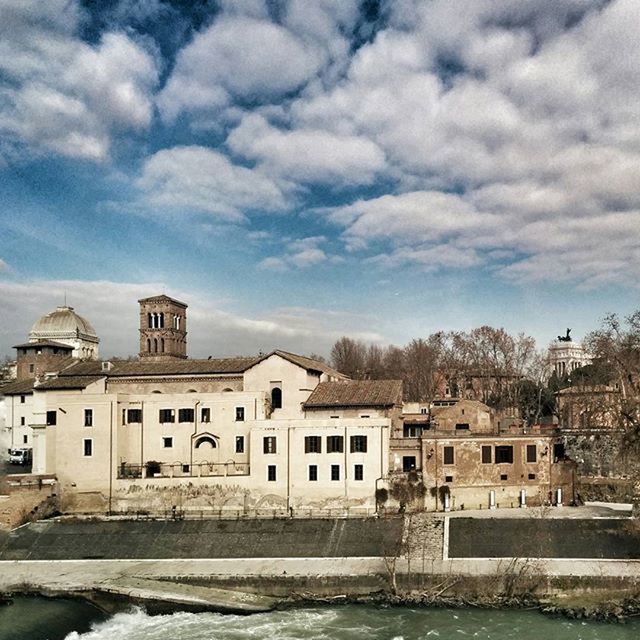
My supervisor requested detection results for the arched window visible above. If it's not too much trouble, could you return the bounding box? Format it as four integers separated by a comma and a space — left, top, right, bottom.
153, 338, 158, 353
271, 387, 282, 409
194, 435, 217, 449
148, 313, 152, 328
147, 338, 151, 352
160, 313, 164, 328
161, 338, 165, 352
222, 388, 233, 393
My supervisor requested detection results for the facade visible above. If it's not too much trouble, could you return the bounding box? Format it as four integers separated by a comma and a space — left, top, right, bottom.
27, 352, 397, 514
28, 305, 99, 360
0, 379, 36, 451
391, 398, 574, 510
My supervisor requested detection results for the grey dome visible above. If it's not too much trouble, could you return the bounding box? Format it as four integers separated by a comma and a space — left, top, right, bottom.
29, 306, 99, 343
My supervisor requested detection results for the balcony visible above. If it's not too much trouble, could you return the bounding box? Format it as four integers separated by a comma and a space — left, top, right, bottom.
117, 461, 250, 479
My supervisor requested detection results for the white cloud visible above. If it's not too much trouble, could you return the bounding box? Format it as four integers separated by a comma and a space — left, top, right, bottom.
0, 1, 158, 161
137, 146, 288, 221
0, 279, 383, 359
227, 114, 386, 185
0, 259, 9, 272
259, 236, 341, 271
157, 16, 326, 122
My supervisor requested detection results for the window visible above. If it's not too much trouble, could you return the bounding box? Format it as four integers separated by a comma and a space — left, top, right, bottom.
327, 435, 344, 453
182, 464, 190, 474
83, 439, 92, 457
403, 425, 423, 438
445, 475, 453, 483
350, 435, 368, 453
29, 364, 35, 374
403, 456, 416, 472
159, 409, 175, 423
526, 445, 537, 463
354, 464, 364, 481
178, 408, 194, 423
20, 417, 25, 426
20, 395, 26, 403
309, 465, 318, 481
235, 407, 245, 421
263, 436, 277, 454
23, 435, 28, 444
360, 415, 370, 419
271, 387, 282, 409
235, 436, 245, 454
201, 407, 211, 423
553, 443, 565, 461
443, 446, 454, 465
500, 474, 508, 481
305, 436, 322, 453
481, 445, 492, 464
455, 423, 470, 431
46, 410, 57, 426
528, 473, 536, 480
420, 407, 428, 415
84, 409, 93, 427
163, 437, 173, 448
331, 464, 340, 481
267, 465, 276, 482
495, 445, 514, 464
127, 409, 142, 423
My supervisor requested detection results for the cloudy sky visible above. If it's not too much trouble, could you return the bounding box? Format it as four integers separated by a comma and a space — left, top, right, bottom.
1, 0, 638, 359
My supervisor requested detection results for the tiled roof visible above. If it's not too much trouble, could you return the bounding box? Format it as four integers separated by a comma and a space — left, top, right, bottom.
304, 379, 403, 408
0, 379, 35, 395
12, 340, 74, 350
35, 376, 104, 390
250, 350, 348, 379
138, 294, 188, 307
58, 357, 260, 377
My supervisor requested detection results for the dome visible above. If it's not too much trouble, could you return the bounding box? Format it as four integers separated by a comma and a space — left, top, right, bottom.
29, 305, 99, 343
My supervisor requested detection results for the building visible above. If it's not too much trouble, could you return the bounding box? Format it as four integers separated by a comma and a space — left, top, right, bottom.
548, 336, 590, 378
391, 398, 574, 510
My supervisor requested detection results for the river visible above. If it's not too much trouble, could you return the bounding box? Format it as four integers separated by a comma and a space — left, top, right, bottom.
1, 598, 639, 640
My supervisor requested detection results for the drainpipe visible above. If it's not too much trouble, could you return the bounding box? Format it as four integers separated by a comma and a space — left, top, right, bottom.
286, 425, 291, 511
191, 400, 200, 471
108, 399, 114, 514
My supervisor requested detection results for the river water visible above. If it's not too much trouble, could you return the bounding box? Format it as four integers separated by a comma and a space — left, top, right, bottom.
2, 598, 639, 640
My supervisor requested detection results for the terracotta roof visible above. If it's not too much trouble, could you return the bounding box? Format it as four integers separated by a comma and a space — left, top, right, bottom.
304, 379, 403, 408
250, 350, 348, 379
0, 379, 35, 395
35, 376, 104, 390
12, 340, 74, 350
58, 357, 260, 377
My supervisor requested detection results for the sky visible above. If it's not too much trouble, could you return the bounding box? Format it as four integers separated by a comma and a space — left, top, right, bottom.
0, 0, 639, 360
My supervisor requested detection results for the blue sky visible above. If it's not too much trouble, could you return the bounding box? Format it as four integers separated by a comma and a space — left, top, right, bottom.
1, 0, 638, 359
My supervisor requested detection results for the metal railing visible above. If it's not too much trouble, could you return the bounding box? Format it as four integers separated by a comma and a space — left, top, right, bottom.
117, 461, 250, 479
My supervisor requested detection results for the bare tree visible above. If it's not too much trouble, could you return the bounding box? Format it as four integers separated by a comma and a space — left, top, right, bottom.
330, 337, 367, 378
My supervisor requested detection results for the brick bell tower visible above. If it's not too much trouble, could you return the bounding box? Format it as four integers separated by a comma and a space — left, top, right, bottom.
138, 295, 188, 360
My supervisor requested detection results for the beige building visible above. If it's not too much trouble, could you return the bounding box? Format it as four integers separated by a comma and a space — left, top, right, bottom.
392, 398, 574, 511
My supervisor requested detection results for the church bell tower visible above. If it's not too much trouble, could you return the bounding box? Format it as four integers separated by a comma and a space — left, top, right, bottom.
138, 295, 188, 360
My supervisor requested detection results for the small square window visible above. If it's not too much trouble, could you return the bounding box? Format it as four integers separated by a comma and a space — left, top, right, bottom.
263, 436, 277, 454
309, 465, 318, 481
127, 408, 142, 423
28, 364, 35, 374
182, 464, 190, 474
354, 464, 364, 481
500, 474, 508, 481
178, 408, 194, 423
201, 407, 211, 423
163, 437, 173, 448
235, 407, 245, 422
83, 439, 93, 457
235, 436, 245, 453
528, 473, 536, 480
445, 475, 453, 483
495, 446, 514, 464
305, 436, 322, 453
350, 435, 367, 453
20, 394, 26, 403
403, 456, 416, 472
267, 465, 276, 482
159, 409, 175, 423
331, 464, 340, 481
84, 409, 93, 427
